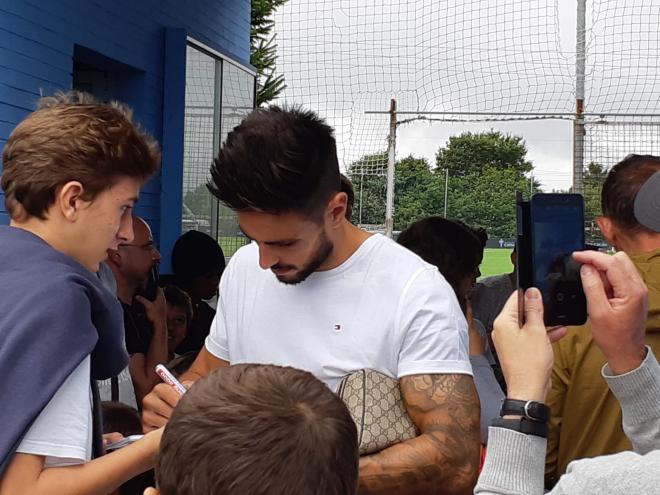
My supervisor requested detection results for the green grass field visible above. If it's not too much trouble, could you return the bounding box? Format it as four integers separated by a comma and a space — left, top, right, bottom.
479, 248, 513, 279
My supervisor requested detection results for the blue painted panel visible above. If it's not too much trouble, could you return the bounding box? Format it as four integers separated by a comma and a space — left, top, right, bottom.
0, 14, 69, 53
0, 0, 252, 234
0, 94, 39, 117
0, 69, 67, 103
0, 103, 30, 126
0, 121, 19, 140
0, 29, 72, 66
159, 27, 187, 273
0, 47, 71, 86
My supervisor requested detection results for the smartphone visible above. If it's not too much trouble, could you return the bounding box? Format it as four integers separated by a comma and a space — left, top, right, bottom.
519, 193, 587, 326
141, 265, 160, 302
105, 434, 144, 451
516, 193, 533, 325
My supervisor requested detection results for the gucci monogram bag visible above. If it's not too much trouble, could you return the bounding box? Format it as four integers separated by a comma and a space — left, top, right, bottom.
337, 369, 419, 455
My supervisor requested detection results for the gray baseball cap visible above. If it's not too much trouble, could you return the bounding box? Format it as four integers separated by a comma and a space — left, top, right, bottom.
634, 170, 660, 232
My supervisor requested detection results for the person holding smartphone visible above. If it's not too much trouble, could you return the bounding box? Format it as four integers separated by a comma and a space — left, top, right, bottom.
0, 92, 162, 494
476, 245, 660, 494
106, 216, 168, 407
545, 156, 660, 485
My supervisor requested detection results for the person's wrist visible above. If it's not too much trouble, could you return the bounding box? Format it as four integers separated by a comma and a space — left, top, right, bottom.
606, 347, 647, 375
150, 317, 167, 332
500, 398, 550, 423
505, 385, 547, 404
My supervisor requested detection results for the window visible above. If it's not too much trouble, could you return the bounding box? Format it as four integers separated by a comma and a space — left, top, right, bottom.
182, 41, 255, 257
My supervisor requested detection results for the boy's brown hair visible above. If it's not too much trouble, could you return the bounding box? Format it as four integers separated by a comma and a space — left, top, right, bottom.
156, 364, 359, 495
1, 91, 160, 221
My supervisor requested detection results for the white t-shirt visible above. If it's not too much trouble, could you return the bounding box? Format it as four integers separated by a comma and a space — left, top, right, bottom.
206, 234, 471, 391
16, 356, 93, 468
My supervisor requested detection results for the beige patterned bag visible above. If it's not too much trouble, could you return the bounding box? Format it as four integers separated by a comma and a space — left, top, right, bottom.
337, 369, 419, 455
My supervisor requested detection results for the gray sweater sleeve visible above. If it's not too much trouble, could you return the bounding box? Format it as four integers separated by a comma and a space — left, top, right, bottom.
602, 347, 660, 454
475, 347, 660, 495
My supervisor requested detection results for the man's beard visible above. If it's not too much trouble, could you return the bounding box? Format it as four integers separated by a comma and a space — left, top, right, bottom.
274, 231, 334, 285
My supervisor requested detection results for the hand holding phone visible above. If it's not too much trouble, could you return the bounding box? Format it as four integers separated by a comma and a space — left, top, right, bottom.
517, 193, 587, 327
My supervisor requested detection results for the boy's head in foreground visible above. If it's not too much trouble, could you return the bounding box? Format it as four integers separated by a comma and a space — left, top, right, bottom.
146, 364, 359, 495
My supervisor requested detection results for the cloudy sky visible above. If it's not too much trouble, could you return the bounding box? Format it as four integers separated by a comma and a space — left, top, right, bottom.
273, 0, 660, 191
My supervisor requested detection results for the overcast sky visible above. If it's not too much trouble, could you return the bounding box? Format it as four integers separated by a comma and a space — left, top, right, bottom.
273, 0, 660, 191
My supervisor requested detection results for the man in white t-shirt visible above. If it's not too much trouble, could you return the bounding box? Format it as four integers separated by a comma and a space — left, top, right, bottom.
143, 106, 480, 494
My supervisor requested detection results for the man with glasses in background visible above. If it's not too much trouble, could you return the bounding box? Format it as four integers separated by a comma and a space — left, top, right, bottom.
107, 215, 168, 406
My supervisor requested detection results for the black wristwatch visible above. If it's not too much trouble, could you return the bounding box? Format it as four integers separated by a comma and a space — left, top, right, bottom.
491, 417, 548, 438
500, 398, 550, 423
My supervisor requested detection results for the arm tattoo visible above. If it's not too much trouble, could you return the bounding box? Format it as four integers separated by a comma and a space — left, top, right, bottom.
358, 373, 481, 495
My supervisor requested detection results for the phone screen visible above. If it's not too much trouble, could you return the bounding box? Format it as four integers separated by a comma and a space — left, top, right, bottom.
530, 194, 587, 326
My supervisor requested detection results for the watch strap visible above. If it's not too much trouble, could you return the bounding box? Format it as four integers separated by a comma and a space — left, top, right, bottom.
491, 417, 548, 438
500, 398, 550, 423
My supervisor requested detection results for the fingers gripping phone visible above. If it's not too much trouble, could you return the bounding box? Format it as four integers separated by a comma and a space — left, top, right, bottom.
517, 193, 587, 326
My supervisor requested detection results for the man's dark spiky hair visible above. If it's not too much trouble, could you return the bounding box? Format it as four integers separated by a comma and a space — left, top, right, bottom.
208, 106, 341, 219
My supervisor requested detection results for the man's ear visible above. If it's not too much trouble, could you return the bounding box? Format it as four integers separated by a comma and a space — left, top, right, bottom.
326, 192, 348, 228
143, 488, 160, 495
596, 216, 617, 247
57, 181, 89, 221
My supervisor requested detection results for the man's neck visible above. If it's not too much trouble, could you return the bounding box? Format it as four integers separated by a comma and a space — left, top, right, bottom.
116, 282, 139, 306
317, 221, 372, 272
616, 232, 660, 255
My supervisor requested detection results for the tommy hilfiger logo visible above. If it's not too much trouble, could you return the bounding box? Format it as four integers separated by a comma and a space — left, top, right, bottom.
333, 324, 342, 332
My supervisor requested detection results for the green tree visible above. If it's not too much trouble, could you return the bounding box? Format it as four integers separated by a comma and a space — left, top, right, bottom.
434, 131, 538, 237
252, 0, 288, 106
346, 131, 538, 238
582, 161, 607, 242
347, 154, 440, 230
347, 152, 388, 225
446, 167, 539, 238
436, 131, 532, 177
391, 156, 440, 230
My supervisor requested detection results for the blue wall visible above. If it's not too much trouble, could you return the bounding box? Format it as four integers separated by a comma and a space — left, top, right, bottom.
0, 0, 251, 269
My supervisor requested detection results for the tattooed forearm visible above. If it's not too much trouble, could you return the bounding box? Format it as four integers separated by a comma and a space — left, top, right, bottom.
358, 374, 481, 495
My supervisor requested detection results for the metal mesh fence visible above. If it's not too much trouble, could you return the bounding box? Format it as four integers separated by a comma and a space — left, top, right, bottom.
182, 44, 254, 259
183, 46, 217, 238
581, 118, 660, 243
273, 0, 660, 233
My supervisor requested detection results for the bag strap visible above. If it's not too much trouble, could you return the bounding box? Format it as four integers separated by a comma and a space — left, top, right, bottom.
111, 376, 119, 402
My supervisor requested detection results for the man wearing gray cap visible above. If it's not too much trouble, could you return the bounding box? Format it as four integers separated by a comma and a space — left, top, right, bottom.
545, 155, 660, 486
475, 161, 660, 494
